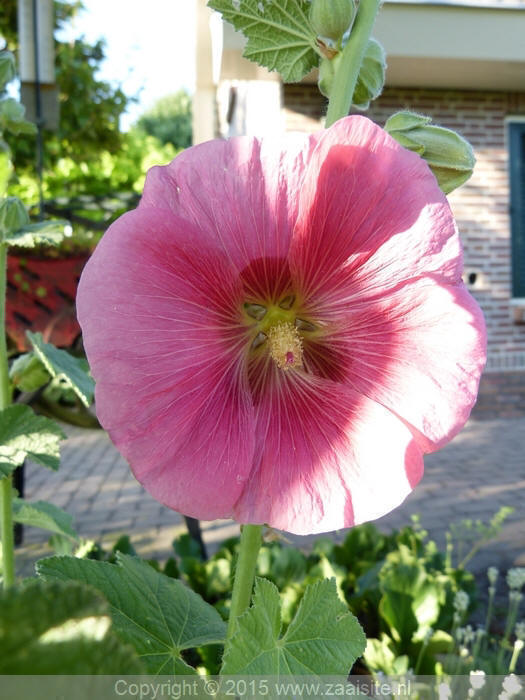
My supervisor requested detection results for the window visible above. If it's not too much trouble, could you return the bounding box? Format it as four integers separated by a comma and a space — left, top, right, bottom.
509, 121, 525, 298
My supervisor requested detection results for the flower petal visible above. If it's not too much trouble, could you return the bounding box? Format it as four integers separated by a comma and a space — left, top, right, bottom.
289, 115, 461, 303
321, 277, 486, 451
232, 372, 423, 535
77, 207, 256, 517
140, 132, 317, 280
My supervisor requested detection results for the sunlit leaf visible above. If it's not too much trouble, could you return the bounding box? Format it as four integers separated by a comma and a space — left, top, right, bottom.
222, 577, 366, 675
27, 332, 94, 407
0, 404, 65, 477
12, 498, 78, 540
0, 579, 142, 674
38, 553, 227, 674
208, 0, 319, 82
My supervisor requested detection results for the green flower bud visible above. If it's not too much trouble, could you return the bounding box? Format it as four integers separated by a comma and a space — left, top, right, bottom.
310, 0, 355, 41
352, 38, 386, 110
9, 352, 50, 393
0, 196, 30, 239
385, 111, 475, 194
318, 54, 342, 98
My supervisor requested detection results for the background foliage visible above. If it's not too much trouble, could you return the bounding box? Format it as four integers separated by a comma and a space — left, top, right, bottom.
0, 0, 182, 231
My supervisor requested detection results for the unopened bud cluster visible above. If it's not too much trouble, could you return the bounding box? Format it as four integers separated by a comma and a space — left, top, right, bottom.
385, 111, 475, 194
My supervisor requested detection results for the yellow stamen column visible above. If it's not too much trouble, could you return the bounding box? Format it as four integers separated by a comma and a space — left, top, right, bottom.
267, 321, 303, 370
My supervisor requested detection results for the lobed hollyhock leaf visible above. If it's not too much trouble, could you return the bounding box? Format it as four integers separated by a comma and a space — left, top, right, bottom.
4, 219, 69, 248
0, 579, 142, 674
37, 553, 227, 675
0, 404, 65, 477
12, 498, 78, 540
27, 331, 95, 407
208, 0, 319, 82
221, 577, 366, 675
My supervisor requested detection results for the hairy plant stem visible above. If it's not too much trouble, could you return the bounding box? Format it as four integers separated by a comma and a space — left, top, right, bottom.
0, 243, 15, 587
325, 0, 381, 127
226, 524, 263, 642
0, 246, 9, 409
0, 477, 15, 587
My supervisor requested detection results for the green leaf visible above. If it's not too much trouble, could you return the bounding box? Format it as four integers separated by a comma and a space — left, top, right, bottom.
208, 0, 320, 83
0, 98, 36, 136
12, 498, 78, 540
352, 38, 386, 110
4, 219, 69, 248
48, 533, 77, 556
27, 332, 95, 407
173, 532, 204, 559
0, 51, 16, 90
363, 634, 409, 676
0, 146, 13, 197
0, 404, 66, 477
222, 577, 366, 675
379, 590, 418, 645
9, 351, 51, 393
0, 579, 142, 674
378, 545, 441, 643
37, 553, 227, 674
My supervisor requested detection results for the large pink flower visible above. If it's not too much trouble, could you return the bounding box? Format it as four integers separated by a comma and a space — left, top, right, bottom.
77, 116, 486, 535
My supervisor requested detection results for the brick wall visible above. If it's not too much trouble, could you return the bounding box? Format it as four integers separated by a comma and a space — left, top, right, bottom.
475, 370, 525, 417
283, 84, 525, 416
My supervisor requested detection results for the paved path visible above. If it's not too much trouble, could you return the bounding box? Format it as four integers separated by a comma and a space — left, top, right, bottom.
15, 416, 525, 578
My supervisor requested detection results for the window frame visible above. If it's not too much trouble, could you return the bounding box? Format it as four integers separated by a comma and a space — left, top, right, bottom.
509, 119, 525, 299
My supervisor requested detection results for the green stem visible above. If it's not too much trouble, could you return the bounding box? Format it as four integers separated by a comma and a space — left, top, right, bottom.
497, 596, 520, 669
1, 477, 15, 587
0, 245, 9, 409
414, 635, 430, 675
484, 587, 495, 634
325, 0, 381, 127
0, 243, 15, 587
509, 639, 523, 674
227, 524, 263, 641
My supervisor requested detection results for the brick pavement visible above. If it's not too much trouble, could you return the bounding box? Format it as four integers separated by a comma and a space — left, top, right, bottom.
15, 416, 525, 579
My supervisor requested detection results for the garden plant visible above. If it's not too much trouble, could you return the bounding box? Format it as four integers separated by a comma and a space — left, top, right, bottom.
0, 1, 524, 697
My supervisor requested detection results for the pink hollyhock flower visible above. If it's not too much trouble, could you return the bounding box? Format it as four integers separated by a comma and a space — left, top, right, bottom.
77, 116, 486, 535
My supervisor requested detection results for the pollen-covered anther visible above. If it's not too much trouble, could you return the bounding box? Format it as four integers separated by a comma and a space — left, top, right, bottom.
267, 321, 303, 371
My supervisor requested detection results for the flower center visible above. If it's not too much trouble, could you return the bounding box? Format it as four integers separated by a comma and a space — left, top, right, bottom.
267, 321, 303, 370
243, 294, 317, 372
